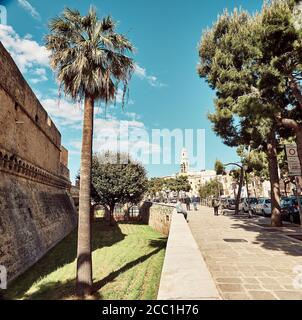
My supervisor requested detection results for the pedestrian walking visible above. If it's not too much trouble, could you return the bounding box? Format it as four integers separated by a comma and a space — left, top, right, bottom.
192, 195, 198, 211
185, 195, 191, 211
212, 198, 220, 216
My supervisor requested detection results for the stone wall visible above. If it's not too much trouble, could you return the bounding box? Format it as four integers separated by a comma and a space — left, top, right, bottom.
0, 174, 77, 282
0, 43, 77, 283
140, 202, 174, 236
0, 42, 62, 175
157, 213, 220, 300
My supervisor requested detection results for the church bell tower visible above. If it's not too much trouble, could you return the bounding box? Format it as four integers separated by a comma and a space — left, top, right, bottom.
180, 148, 189, 174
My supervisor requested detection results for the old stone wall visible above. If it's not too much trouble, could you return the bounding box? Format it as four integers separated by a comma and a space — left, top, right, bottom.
140, 202, 174, 236
0, 42, 62, 175
0, 173, 77, 282
0, 43, 77, 283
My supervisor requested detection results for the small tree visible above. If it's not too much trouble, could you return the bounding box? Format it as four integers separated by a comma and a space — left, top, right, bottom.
147, 177, 166, 198
166, 176, 191, 198
215, 160, 226, 176
91, 152, 147, 225
199, 179, 223, 200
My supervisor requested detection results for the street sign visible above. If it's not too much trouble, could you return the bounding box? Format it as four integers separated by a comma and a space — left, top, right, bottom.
285, 144, 301, 177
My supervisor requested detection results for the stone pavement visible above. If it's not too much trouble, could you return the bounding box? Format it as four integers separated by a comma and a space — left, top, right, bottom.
188, 206, 302, 300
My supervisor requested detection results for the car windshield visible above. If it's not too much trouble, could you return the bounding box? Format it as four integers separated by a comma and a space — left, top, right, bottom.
281, 197, 302, 207
249, 198, 258, 204
281, 198, 291, 207
265, 199, 271, 204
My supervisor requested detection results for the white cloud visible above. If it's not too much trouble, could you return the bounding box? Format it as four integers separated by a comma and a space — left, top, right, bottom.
29, 67, 48, 83
17, 0, 41, 21
39, 92, 159, 163
41, 97, 84, 129
134, 63, 166, 88
0, 24, 49, 72
125, 112, 141, 121
134, 64, 147, 78
68, 116, 160, 164
114, 87, 134, 106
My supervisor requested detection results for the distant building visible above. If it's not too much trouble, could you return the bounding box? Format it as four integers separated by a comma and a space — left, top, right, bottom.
161, 148, 274, 199
165, 148, 217, 195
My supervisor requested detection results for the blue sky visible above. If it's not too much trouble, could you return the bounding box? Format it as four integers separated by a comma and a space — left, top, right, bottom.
0, 0, 264, 182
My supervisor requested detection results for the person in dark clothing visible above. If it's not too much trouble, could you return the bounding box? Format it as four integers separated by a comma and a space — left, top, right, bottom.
185, 196, 191, 211
212, 198, 220, 216
192, 195, 198, 211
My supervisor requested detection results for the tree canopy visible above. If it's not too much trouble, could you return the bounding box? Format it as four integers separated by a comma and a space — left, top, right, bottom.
146, 175, 191, 198
197, 0, 302, 226
91, 152, 148, 219
199, 179, 223, 199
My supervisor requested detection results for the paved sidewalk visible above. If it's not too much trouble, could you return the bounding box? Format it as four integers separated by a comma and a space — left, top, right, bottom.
188, 206, 302, 300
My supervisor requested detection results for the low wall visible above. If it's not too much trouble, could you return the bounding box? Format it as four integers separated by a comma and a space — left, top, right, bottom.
157, 213, 220, 300
140, 202, 174, 236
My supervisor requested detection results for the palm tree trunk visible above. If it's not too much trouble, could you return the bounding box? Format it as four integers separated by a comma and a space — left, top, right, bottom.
267, 132, 282, 227
76, 95, 94, 297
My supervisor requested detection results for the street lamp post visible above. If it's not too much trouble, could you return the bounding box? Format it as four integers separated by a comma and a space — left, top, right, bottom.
243, 164, 252, 218
223, 162, 244, 215
246, 144, 253, 218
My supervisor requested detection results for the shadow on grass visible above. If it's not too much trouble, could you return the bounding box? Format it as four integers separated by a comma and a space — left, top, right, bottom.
93, 238, 166, 293
4, 218, 126, 300
9, 237, 166, 300
21, 279, 103, 300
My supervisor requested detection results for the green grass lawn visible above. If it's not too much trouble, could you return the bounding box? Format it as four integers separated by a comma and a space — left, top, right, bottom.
4, 219, 167, 300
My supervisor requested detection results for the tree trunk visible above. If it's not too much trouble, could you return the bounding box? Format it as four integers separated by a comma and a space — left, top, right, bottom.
90, 203, 97, 223
284, 181, 288, 197
76, 95, 94, 297
123, 203, 131, 221
235, 167, 244, 215
296, 127, 302, 171
267, 132, 282, 227
109, 204, 115, 226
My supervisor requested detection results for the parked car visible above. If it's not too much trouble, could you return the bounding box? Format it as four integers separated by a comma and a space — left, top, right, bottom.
242, 197, 258, 213
221, 198, 228, 209
225, 198, 236, 210
281, 196, 302, 224
254, 198, 271, 217
238, 198, 244, 212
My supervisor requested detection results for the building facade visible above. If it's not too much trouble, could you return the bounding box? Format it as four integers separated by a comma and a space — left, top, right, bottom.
162, 149, 274, 199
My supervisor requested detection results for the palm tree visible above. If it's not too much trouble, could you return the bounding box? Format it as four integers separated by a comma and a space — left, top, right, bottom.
45, 7, 134, 297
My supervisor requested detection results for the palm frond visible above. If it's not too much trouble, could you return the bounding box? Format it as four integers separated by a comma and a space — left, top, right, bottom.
45, 7, 134, 104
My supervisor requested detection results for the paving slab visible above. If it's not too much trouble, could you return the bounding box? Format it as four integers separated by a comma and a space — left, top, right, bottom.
188, 206, 302, 300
